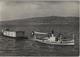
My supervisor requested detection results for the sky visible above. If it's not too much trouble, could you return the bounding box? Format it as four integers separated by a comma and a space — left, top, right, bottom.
0, 0, 79, 21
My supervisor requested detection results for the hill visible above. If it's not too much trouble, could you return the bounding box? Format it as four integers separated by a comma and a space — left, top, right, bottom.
0, 16, 79, 26
0, 16, 79, 36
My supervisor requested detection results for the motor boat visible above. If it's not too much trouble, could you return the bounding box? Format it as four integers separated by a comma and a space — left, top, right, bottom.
32, 31, 75, 45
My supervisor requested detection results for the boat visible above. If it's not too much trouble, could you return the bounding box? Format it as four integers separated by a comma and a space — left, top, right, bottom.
1, 28, 25, 38
32, 31, 75, 45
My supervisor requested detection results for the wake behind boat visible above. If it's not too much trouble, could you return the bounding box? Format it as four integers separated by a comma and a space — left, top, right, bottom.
32, 30, 75, 45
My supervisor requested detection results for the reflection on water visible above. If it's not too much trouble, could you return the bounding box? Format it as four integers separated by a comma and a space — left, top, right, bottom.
0, 36, 79, 56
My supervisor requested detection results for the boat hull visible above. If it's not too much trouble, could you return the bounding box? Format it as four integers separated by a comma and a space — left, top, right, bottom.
2, 30, 25, 38
34, 39, 74, 45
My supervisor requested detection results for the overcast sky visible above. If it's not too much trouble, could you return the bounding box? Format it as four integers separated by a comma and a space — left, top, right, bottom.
0, 0, 79, 21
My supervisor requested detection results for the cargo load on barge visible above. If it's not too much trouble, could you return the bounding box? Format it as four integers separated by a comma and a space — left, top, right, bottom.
1, 28, 25, 38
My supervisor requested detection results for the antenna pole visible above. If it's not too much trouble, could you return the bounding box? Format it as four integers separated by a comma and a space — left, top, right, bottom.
72, 33, 75, 43
73, 33, 74, 40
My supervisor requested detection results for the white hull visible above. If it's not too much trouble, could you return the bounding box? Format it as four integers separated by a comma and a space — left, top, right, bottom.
34, 38, 74, 45
2, 30, 25, 38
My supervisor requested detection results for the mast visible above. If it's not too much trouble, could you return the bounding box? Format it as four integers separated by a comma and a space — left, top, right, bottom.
73, 33, 74, 40
72, 33, 75, 42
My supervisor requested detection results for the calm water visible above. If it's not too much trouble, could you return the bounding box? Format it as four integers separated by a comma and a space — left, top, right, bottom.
0, 36, 79, 56
0, 23, 79, 56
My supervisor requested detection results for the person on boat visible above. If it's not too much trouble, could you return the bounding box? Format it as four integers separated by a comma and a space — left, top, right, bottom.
51, 30, 54, 37
53, 32, 59, 42
48, 30, 55, 37
48, 30, 56, 42
55, 36, 58, 42
58, 33, 63, 43
32, 31, 35, 36
32, 31, 36, 39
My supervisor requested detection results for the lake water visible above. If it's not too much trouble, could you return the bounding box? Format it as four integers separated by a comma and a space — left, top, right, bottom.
0, 24, 79, 56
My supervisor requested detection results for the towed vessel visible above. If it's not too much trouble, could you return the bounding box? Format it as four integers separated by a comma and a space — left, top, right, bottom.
1, 28, 25, 38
